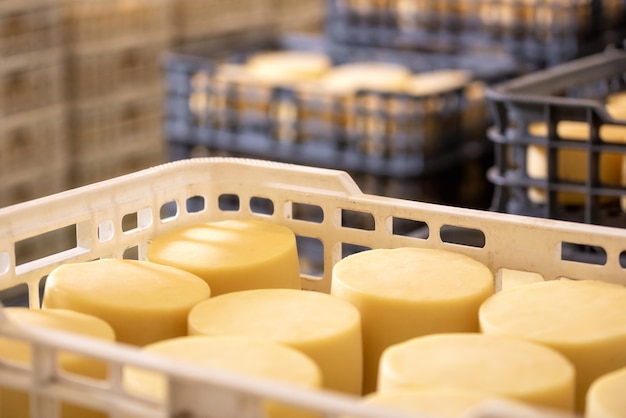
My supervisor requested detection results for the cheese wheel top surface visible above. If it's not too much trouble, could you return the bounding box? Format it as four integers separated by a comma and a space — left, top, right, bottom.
332, 247, 493, 301
148, 219, 297, 273
586, 366, 626, 418
321, 62, 411, 94
0, 308, 115, 363
43, 258, 211, 311
188, 288, 360, 344
245, 51, 331, 84
405, 69, 472, 96
479, 280, 626, 345
124, 335, 323, 399
380, 333, 574, 401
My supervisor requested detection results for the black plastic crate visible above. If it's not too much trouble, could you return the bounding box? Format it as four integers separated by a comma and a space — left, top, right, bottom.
164, 30, 516, 184
487, 47, 626, 228
326, 0, 626, 68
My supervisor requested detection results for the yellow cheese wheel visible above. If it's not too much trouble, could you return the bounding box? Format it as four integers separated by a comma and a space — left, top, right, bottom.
124, 335, 322, 418
479, 279, 626, 412
188, 288, 362, 395
404, 69, 472, 96
0, 308, 116, 418
526, 121, 623, 205
331, 247, 494, 394
147, 219, 301, 296
320, 62, 411, 95
245, 51, 331, 85
377, 333, 575, 411
586, 366, 626, 418
42, 258, 211, 346
497, 268, 544, 292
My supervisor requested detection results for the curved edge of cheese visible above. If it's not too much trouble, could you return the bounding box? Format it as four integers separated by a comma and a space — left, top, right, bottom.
377, 333, 575, 411
42, 258, 211, 346
187, 288, 362, 395
496, 268, 544, 292
331, 247, 494, 394
124, 335, 323, 418
586, 366, 626, 418
320, 62, 412, 95
404, 69, 473, 96
245, 51, 331, 85
147, 219, 301, 296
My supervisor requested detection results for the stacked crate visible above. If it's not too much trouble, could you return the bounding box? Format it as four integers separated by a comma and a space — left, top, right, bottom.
0, 0, 66, 208
62, 0, 172, 188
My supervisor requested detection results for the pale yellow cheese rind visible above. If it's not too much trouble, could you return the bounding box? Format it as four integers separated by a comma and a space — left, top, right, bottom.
0, 308, 116, 418
147, 219, 301, 296
187, 288, 362, 395
331, 247, 494, 394
124, 335, 322, 418
245, 51, 331, 85
42, 258, 211, 346
586, 366, 626, 418
404, 69, 472, 96
479, 279, 626, 412
377, 333, 575, 411
320, 62, 411, 95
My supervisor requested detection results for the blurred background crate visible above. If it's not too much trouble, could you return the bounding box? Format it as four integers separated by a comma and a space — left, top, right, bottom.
487, 48, 626, 229
0, 0, 63, 57
326, 0, 626, 69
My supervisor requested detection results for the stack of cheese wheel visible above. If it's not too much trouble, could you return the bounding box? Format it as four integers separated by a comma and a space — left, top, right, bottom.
123, 335, 322, 418
525, 120, 624, 206
479, 279, 626, 412
586, 366, 626, 418
331, 247, 494, 394
0, 308, 116, 418
147, 219, 302, 296
187, 288, 363, 395
42, 258, 211, 346
377, 333, 576, 412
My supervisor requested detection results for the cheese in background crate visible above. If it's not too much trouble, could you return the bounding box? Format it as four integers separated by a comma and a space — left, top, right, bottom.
320, 61, 411, 95
377, 333, 575, 411
188, 288, 362, 395
479, 279, 626, 412
526, 120, 623, 205
147, 219, 301, 296
331, 247, 494, 394
124, 335, 322, 418
42, 259, 211, 346
0, 308, 116, 418
245, 51, 331, 85
605, 91, 626, 212
586, 366, 626, 418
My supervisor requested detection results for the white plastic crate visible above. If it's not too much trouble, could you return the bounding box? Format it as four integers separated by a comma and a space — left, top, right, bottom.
0, 157, 622, 417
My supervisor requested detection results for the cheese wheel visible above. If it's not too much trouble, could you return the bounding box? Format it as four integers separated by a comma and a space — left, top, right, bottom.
321, 62, 411, 95
147, 219, 301, 296
497, 268, 543, 292
42, 258, 211, 346
377, 333, 575, 411
245, 51, 331, 85
0, 308, 116, 418
188, 288, 362, 395
124, 335, 322, 418
586, 366, 626, 418
404, 69, 472, 96
479, 279, 626, 412
526, 121, 623, 205
331, 247, 494, 394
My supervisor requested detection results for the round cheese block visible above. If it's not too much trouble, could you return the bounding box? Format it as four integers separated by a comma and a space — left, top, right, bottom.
586, 366, 626, 418
331, 247, 494, 394
124, 335, 322, 418
479, 279, 626, 412
378, 333, 575, 411
42, 258, 211, 346
245, 51, 331, 85
404, 69, 472, 96
0, 307, 116, 418
188, 288, 362, 395
147, 219, 301, 296
526, 121, 623, 205
321, 62, 411, 95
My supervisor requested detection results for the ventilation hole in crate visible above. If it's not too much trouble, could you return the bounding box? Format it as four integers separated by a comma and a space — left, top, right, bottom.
160, 201, 178, 221
39, 276, 47, 307
98, 220, 115, 242
219, 194, 240, 211
292, 202, 324, 223
341, 209, 375, 230
0, 251, 9, 275
620, 251, 626, 268
122, 212, 137, 232
0, 283, 29, 307
15, 225, 77, 266
440, 225, 485, 248
186, 195, 205, 213
560, 242, 607, 265
392, 216, 428, 238
250, 197, 274, 215
123, 246, 139, 260
297, 236, 324, 278
122, 208, 152, 233
342, 243, 371, 259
